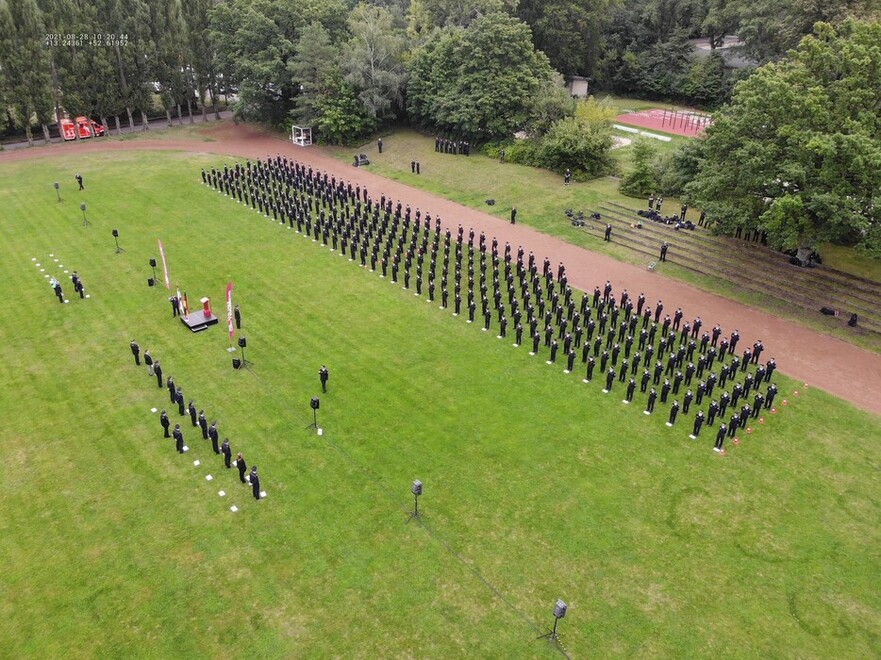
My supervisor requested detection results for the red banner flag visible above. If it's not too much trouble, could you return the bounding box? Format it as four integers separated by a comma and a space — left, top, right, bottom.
158, 240, 171, 289
226, 282, 234, 339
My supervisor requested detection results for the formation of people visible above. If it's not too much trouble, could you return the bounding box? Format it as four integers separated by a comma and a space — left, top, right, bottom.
434, 137, 470, 156
201, 155, 781, 454
48, 270, 86, 303
129, 338, 263, 501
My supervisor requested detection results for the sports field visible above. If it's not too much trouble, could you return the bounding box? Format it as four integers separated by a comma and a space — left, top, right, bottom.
1, 149, 880, 657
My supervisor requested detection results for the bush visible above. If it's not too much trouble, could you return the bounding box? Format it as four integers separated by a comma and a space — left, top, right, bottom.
619, 138, 659, 197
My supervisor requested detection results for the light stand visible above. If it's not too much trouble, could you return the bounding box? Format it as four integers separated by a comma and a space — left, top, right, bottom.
537, 600, 567, 643
80, 202, 90, 226
305, 396, 320, 431
148, 258, 157, 287
407, 480, 422, 523
112, 228, 124, 253
238, 336, 253, 366
54, 182, 62, 202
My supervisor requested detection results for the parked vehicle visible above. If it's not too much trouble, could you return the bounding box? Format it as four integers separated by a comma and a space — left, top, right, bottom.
60, 116, 106, 140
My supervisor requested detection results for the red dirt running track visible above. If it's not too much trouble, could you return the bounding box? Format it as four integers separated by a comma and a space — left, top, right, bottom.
3, 122, 879, 416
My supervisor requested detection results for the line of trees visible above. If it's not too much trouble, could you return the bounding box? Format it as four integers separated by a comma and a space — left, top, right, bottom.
0, 0, 223, 146
5, 0, 878, 147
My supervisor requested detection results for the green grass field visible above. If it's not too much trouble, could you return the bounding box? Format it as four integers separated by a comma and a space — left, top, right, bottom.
1, 151, 880, 657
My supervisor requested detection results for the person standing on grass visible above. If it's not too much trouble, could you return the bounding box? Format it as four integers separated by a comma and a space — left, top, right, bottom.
130, 340, 141, 366
250, 466, 261, 500
236, 453, 248, 483
222, 439, 232, 468
510, 207, 517, 225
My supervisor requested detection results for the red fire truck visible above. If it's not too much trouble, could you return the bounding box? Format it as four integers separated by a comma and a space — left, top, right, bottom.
60, 116, 106, 140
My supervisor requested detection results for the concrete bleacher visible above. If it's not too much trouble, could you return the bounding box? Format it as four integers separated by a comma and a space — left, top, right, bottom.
577, 202, 881, 337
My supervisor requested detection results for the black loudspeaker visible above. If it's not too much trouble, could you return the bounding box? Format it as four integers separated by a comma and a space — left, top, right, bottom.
147, 278, 155, 287
232, 358, 242, 369
553, 600, 567, 619
238, 337, 247, 348
112, 229, 119, 237
310, 396, 320, 410
411, 480, 422, 496
149, 258, 157, 267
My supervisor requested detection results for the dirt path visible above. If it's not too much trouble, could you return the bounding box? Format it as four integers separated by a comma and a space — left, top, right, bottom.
4, 122, 879, 416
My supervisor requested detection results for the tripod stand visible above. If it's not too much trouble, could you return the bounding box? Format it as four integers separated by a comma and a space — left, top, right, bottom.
406, 492, 421, 523
537, 617, 561, 642
114, 235, 125, 252
305, 406, 318, 431
239, 344, 253, 366
81, 207, 90, 227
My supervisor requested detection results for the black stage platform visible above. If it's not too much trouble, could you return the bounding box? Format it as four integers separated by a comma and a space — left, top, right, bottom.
180, 311, 219, 332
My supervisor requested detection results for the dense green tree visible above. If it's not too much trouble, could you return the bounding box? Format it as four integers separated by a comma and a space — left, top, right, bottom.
619, 138, 659, 196
686, 20, 881, 258
342, 3, 409, 120
537, 112, 614, 178
289, 22, 340, 126
409, 0, 515, 31
516, 0, 619, 77
733, 0, 880, 63
521, 72, 577, 136
407, 12, 555, 141
2, 0, 55, 144
313, 77, 378, 143
183, 0, 221, 121
210, 0, 348, 126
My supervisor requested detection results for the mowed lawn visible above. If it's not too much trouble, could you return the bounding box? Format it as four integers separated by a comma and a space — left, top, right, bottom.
0, 151, 879, 657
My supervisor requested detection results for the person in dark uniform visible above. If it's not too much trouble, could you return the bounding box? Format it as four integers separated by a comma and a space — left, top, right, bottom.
604, 366, 615, 392
708, 399, 719, 426
236, 452, 247, 483
198, 410, 208, 439
130, 340, 140, 365
377, 137, 383, 153
154, 360, 163, 388
173, 424, 184, 453
167, 376, 176, 404
188, 401, 198, 427
659, 242, 668, 262
250, 466, 261, 499
549, 339, 559, 363
160, 410, 170, 438
221, 438, 232, 468
691, 410, 705, 438
683, 388, 693, 414
625, 378, 636, 403
667, 400, 680, 426
319, 365, 329, 392
53, 280, 64, 303
645, 387, 657, 414
714, 424, 727, 451
510, 207, 517, 224
169, 295, 180, 317
234, 304, 242, 329
766, 383, 778, 408
728, 413, 740, 437
144, 350, 154, 376
76, 174, 84, 190
208, 421, 220, 454
604, 224, 612, 241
